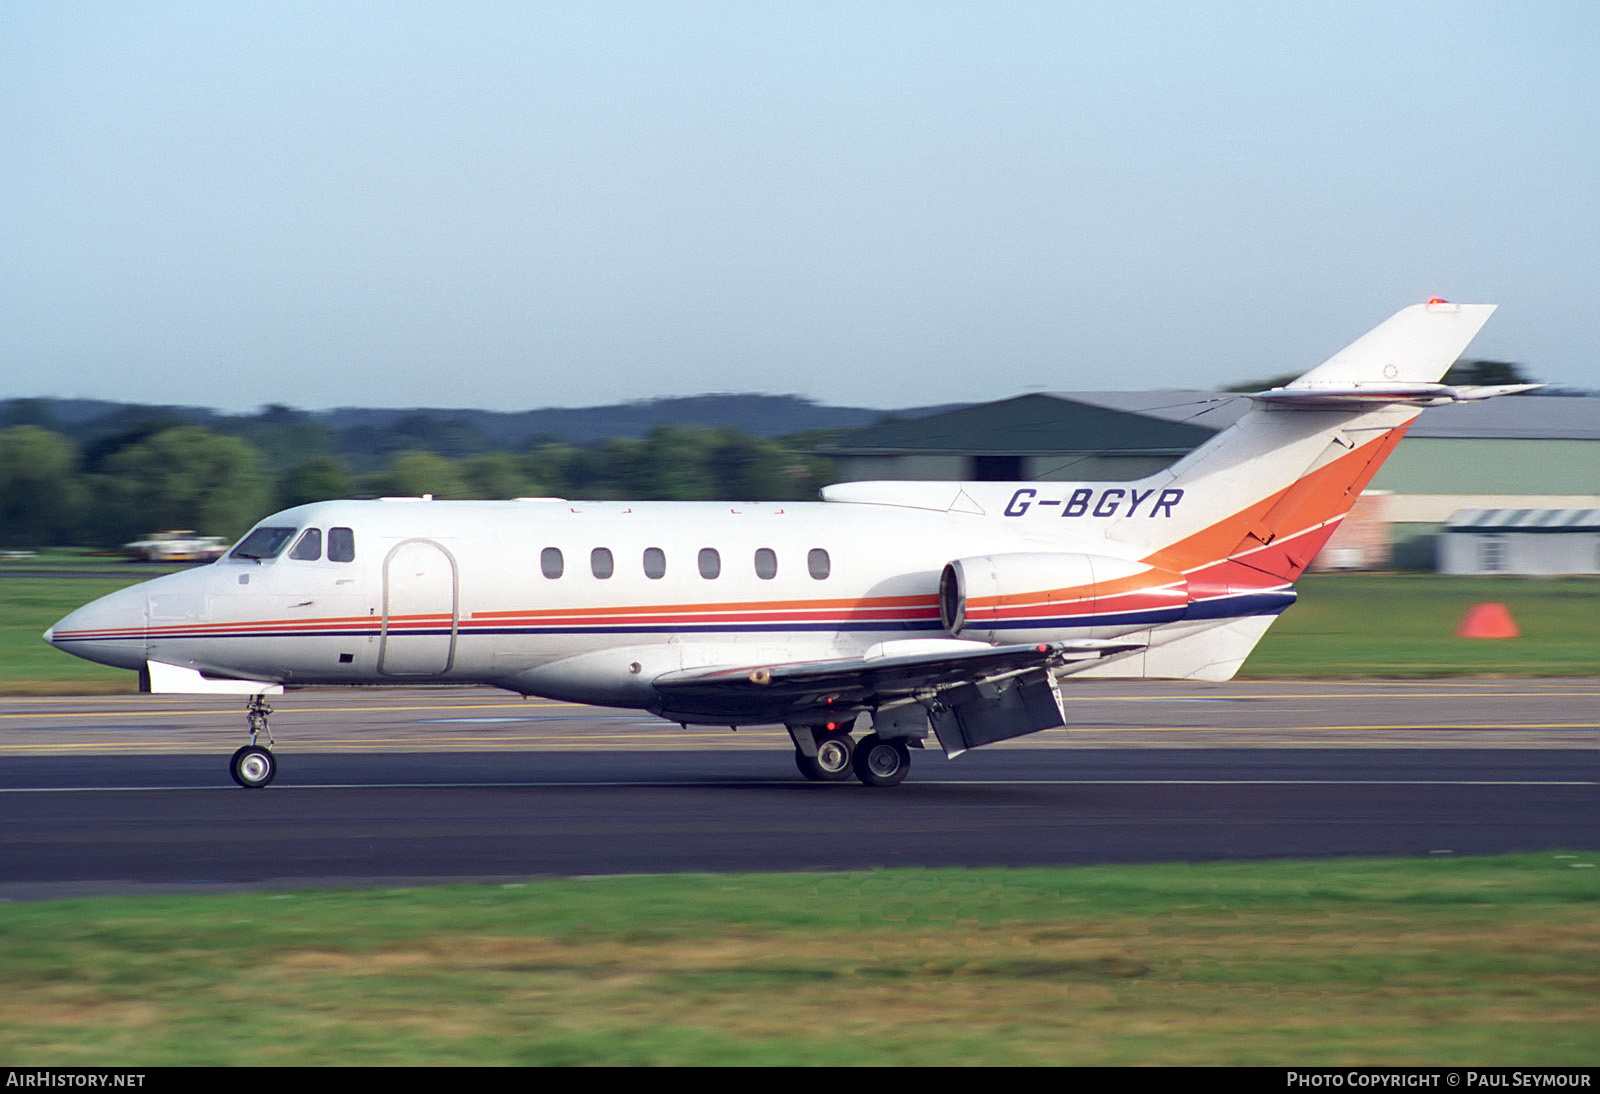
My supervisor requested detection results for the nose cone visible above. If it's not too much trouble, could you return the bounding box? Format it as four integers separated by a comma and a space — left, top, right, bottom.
45, 583, 149, 671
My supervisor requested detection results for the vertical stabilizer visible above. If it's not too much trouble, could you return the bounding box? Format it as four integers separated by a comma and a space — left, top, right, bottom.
1117, 301, 1498, 576
1288, 301, 1497, 388
1091, 301, 1501, 681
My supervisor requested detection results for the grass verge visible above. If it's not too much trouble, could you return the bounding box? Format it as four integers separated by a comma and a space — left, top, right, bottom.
0, 854, 1594, 1065
4, 572, 1597, 693
0, 576, 144, 694
1240, 574, 1600, 677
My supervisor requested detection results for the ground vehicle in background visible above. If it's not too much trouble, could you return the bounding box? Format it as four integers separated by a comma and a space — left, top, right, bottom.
121, 531, 229, 564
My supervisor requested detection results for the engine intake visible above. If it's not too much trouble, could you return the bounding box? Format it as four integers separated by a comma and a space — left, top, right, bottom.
940, 552, 1188, 642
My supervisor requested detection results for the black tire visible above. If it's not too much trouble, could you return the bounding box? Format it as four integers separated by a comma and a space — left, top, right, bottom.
794, 732, 854, 782
852, 733, 910, 788
230, 744, 276, 789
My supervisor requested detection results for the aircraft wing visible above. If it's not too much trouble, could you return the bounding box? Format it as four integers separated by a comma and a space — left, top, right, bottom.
649, 636, 1141, 728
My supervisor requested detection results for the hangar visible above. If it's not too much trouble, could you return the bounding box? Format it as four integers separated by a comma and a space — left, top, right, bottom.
1438, 508, 1600, 575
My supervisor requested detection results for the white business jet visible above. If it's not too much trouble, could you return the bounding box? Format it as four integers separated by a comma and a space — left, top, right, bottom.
47, 301, 1524, 788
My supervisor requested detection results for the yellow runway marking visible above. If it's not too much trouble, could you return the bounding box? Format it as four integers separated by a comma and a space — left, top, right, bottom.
0, 701, 578, 721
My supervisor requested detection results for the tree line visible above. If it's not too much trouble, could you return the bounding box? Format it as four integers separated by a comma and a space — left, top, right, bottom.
0, 421, 837, 551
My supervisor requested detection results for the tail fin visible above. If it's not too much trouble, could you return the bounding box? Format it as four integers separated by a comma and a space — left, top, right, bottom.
1285, 300, 1497, 389
1133, 301, 1499, 584
1085, 301, 1505, 681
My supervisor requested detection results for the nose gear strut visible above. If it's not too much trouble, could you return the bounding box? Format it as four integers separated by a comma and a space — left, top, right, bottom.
230, 694, 278, 789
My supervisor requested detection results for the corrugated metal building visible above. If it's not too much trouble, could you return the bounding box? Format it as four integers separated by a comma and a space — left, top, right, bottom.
1438, 508, 1600, 575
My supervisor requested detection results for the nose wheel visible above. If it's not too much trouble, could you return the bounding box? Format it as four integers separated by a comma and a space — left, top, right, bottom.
230, 744, 276, 788
230, 694, 278, 789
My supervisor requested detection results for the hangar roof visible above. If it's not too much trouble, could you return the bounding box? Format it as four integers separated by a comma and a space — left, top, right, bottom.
822, 391, 1597, 461
820, 393, 1218, 457
1070, 392, 1600, 441
1404, 396, 1600, 440
1444, 508, 1600, 533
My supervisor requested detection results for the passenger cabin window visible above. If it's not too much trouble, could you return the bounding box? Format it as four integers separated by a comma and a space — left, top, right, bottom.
328, 527, 355, 563
643, 547, 666, 579
754, 548, 777, 580
229, 526, 296, 560
591, 547, 614, 579
808, 548, 831, 580
289, 528, 322, 561
698, 548, 720, 579
541, 547, 564, 579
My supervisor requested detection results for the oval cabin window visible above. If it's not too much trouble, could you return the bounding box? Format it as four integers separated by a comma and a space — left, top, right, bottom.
541, 547, 564, 579
754, 548, 777, 580
698, 548, 721, 579
643, 547, 666, 579
807, 548, 831, 580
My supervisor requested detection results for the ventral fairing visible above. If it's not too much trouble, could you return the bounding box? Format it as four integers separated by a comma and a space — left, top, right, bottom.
48, 301, 1519, 788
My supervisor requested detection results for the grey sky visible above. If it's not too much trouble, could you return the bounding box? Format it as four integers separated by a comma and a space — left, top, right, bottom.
2, 1, 1596, 411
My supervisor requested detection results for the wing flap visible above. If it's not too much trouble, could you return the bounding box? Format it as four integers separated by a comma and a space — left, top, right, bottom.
650, 637, 1141, 724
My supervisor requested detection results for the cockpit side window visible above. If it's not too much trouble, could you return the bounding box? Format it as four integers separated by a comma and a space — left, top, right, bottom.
289, 528, 322, 561
229, 526, 296, 560
328, 527, 355, 562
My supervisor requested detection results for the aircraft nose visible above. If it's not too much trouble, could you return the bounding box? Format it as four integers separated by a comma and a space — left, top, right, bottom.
45, 583, 149, 672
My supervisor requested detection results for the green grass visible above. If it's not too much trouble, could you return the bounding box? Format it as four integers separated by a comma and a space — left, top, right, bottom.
0, 576, 145, 693
4, 573, 1596, 694
0, 855, 1594, 1065
0, 548, 133, 567
1241, 574, 1600, 677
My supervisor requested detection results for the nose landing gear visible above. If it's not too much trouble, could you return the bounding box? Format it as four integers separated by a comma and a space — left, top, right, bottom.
230, 695, 278, 788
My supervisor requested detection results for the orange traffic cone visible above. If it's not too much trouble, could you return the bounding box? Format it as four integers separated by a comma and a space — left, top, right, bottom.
1456, 602, 1520, 639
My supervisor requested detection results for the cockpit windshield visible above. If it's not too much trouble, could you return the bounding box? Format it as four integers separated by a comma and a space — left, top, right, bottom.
229, 526, 297, 560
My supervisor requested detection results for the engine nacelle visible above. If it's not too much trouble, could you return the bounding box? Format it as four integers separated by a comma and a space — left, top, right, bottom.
940, 552, 1189, 643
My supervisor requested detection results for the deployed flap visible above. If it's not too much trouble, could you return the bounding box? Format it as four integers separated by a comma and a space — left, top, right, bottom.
928, 668, 1067, 757
650, 637, 1140, 725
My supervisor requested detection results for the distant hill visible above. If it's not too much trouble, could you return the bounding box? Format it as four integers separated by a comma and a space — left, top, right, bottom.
314, 393, 965, 446
0, 394, 967, 469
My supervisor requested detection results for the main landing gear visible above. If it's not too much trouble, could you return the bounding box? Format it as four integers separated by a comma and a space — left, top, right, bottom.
229, 694, 278, 789
851, 733, 910, 788
791, 725, 913, 787
794, 729, 855, 782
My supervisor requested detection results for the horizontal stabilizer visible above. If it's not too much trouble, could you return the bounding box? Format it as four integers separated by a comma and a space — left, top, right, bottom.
1250, 382, 1541, 408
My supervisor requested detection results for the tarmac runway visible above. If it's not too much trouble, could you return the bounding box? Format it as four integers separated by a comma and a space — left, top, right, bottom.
0, 679, 1595, 899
